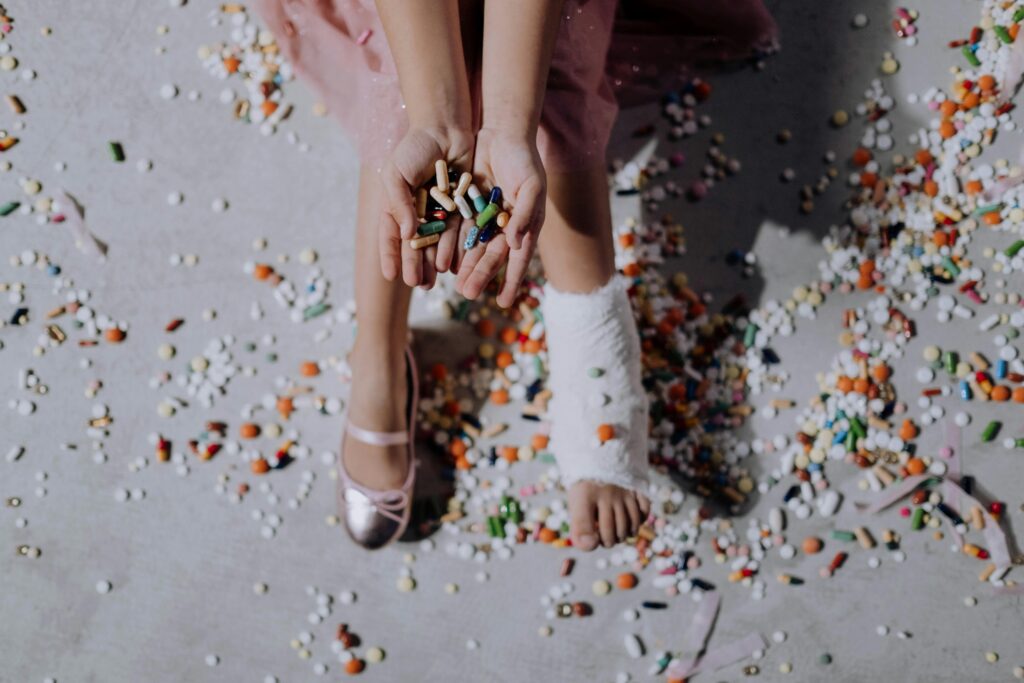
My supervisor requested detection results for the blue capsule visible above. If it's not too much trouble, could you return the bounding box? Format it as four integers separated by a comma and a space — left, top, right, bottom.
478, 221, 498, 244
463, 226, 480, 250
488, 186, 502, 205
996, 359, 1008, 380
959, 380, 972, 401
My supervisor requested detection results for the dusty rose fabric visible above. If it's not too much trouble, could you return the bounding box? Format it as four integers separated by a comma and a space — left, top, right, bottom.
256, 0, 777, 169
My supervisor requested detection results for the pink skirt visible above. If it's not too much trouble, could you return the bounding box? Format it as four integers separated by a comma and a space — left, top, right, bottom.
256, 0, 777, 169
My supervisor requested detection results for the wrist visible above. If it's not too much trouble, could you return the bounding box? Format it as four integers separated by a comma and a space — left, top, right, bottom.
480, 100, 539, 140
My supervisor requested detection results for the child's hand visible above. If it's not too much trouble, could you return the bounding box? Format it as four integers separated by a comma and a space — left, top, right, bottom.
455, 127, 546, 308
379, 125, 475, 288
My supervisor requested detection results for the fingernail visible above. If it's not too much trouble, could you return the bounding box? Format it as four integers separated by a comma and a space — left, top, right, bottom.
578, 533, 596, 547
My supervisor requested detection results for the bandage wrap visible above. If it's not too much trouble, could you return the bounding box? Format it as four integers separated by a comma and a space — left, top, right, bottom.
542, 276, 649, 494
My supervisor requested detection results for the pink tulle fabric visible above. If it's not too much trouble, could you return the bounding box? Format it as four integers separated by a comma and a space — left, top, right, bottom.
256, 0, 777, 169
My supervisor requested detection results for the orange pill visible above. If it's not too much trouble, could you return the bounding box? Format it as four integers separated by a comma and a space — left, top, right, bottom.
836, 376, 853, 393
276, 396, 294, 419
860, 171, 878, 187
978, 74, 996, 91
617, 572, 638, 590
923, 179, 939, 197
596, 423, 615, 442
499, 446, 518, 463
871, 364, 891, 382
915, 149, 933, 166
939, 120, 956, 139
939, 100, 958, 118
523, 338, 542, 354
983, 211, 1001, 226
253, 263, 273, 280
905, 457, 926, 476
239, 423, 260, 439
852, 378, 870, 394
299, 361, 320, 377
1013, 386, 1024, 403
851, 147, 872, 166
991, 385, 1010, 402
899, 419, 918, 441
104, 327, 126, 343
622, 263, 641, 277
344, 658, 365, 675
500, 326, 518, 345
531, 433, 550, 450
964, 179, 983, 195
495, 351, 514, 369
490, 389, 509, 405
802, 536, 823, 554
618, 233, 636, 248
450, 439, 467, 458
223, 56, 240, 73
538, 527, 558, 543
251, 457, 270, 475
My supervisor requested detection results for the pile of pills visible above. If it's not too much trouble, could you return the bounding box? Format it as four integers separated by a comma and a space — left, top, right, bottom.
409, 159, 509, 251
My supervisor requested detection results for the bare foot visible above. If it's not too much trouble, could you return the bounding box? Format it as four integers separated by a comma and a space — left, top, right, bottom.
568, 481, 651, 550
342, 344, 411, 490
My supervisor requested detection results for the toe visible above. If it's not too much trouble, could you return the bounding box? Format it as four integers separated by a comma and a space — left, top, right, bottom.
637, 492, 652, 520
598, 497, 617, 548
624, 495, 641, 535
614, 499, 629, 542
568, 485, 599, 551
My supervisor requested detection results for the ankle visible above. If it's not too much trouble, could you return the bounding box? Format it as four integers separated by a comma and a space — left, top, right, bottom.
350, 336, 406, 375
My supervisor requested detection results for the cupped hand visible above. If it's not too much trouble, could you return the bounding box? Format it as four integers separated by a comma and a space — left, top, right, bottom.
378, 125, 475, 288
454, 127, 546, 308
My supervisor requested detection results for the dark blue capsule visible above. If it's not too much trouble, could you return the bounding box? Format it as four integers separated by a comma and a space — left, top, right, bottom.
488, 186, 502, 205
478, 220, 498, 244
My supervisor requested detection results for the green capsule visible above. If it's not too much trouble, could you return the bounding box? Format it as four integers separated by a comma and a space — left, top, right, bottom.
943, 351, 958, 374
1014, 7, 1024, 22
301, 302, 330, 320
849, 416, 866, 439
1014, 438, 1024, 449
0, 200, 20, 216
474, 202, 499, 228
911, 507, 926, 531
416, 220, 447, 237
743, 323, 759, 348
830, 530, 857, 542
981, 421, 1001, 443
994, 25, 1014, 44
108, 141, 125, 162
1005, 240, 1024, 258
961, 45, 981, 67
941, 256, 960, 278
972, 203, 1002, 217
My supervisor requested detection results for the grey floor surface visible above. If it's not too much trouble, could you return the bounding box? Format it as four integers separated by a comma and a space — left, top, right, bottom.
1, 1, 1023, 682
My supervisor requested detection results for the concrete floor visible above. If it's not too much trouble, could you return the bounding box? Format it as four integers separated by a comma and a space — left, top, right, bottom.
2, 1, 1023, 682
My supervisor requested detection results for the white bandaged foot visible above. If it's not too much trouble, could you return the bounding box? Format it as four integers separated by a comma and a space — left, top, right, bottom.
541, 276, 649, 494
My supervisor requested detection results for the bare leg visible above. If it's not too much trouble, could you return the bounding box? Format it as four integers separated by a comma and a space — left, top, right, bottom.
344, 166, 414, 490
539, 166, 651, 550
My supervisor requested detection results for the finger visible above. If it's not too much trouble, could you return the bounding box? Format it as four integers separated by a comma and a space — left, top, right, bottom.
378, 210, 402, 282
434, 223, 458, 274
505, 176, 544, 250
624, 494, 641, 534
421, 251, 437, 290
613, 500, 629, 542
454, 229, 485, 294
401, 237, 423, 288
569, 485, 599, 551
381, 164, 419, 240
597, 497, 616, 548
461, 239, 508, 301
496, 230, 536, 308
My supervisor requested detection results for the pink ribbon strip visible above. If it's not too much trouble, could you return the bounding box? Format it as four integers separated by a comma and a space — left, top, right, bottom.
56, 190, 107, 260
861, 422, 1012, 570
665, 592, 766, 680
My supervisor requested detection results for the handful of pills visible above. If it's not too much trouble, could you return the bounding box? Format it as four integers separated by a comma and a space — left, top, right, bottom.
408, 159, 509, 251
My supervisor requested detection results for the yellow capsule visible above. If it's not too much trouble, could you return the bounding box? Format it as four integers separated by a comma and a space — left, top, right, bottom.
434, 159, 448, 190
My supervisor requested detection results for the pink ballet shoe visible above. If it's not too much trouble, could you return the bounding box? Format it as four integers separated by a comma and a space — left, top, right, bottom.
337, 347, 418, 550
